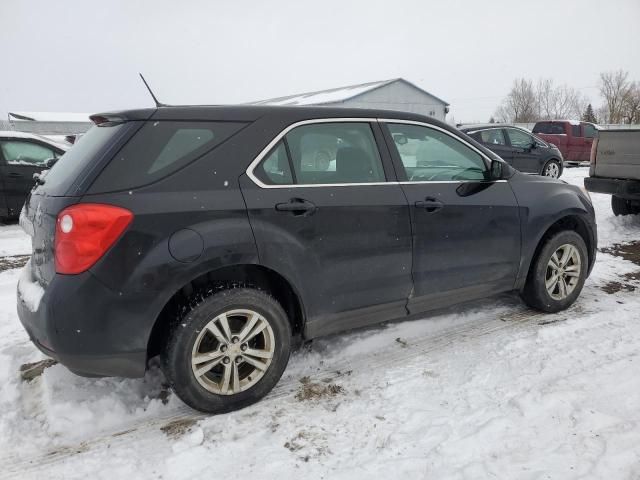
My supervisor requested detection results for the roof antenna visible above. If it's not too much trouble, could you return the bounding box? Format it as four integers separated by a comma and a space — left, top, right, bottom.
139, 73, 167, 107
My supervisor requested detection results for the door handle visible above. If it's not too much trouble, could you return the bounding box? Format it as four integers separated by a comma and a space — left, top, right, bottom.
6, 172, 23, 178
275, 198, 317, 216
415, 197, 444, 213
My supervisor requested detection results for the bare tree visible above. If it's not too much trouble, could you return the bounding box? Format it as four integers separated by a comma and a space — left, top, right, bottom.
536, 79, 587, 120
599, 70, 632, 123
495, 78, 537, 123
622, 81, 640, 124
496, 78, 589, 123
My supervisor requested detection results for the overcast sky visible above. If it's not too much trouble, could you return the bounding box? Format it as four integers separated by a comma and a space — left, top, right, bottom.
2, 0, 639, 123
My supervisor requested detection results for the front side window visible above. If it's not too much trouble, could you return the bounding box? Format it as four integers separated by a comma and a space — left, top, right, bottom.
0, 141, 57, 166
506, 128, 534, 148
478, 129, 506, 146
387, 123, 488, 182
284, 122, 385, 184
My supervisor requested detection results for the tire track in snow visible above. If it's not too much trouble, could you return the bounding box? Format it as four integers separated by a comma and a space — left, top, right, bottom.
1, 300, 588, 476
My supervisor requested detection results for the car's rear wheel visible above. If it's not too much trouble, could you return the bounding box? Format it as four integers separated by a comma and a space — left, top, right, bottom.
542, 159, 562, 178
162, 288, 291, 413
521, 230, 588, 313
611, 195, 640, 216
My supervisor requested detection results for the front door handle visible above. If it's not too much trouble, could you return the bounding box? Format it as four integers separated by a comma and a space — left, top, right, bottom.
6, 172, 23, 178
415, 197, 444, 213
275, 198, 317, 216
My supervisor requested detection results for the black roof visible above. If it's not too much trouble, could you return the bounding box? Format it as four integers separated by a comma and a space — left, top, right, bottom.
92, 104, 441, 126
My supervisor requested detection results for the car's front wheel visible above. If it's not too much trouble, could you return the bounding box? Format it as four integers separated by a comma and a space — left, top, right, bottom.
542, 159, 562, 178
162, 288, 292, 413
521, 230, 588, 313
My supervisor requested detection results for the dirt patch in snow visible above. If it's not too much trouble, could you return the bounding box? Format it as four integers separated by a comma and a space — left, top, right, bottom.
600, 242, 640, 293
0, 255, 30, 272
284, 429, 330, 461
160, 418, 197, 438
601, 241, 640, 266
601, 272, 640, 294
295, 376, 344, 401
20, 359, 57, 382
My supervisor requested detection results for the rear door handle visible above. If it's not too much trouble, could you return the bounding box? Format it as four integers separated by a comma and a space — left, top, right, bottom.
415, 197, 444, 213
275, 198, 317, 216
6, 172, 23, 178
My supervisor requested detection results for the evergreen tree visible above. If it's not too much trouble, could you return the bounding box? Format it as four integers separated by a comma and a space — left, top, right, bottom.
582, 103, 598, 123
489, 116, 496, 123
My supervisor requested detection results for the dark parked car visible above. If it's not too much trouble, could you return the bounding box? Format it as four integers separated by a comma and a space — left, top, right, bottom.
0, 131, 67, 220
18, 106, 597, 413
533, 120, 597, 164
460, 125, 564, 178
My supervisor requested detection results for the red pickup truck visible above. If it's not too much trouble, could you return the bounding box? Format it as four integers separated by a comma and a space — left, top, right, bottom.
532, 120, 598, 164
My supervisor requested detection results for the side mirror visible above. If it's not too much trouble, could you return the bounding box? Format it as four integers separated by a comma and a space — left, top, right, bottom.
490, 159, 505, 180
529, 142, 537, 150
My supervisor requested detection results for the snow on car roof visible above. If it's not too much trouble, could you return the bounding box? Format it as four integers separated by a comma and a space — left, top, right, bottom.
8, 111, 92, 122
0, 130, 70, 150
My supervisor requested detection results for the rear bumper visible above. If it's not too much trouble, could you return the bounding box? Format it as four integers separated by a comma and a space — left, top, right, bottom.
584, 176, 640, 200
17, 266, 149, 378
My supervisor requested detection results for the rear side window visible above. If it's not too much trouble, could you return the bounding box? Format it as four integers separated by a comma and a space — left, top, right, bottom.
42, 123, 126, 195
285, 122, 385, 185
254, 141, 293, 185
91, 121, 245, 192
533, 122, 565, 135
478, 129, 506, 146
0, 141, 58, 165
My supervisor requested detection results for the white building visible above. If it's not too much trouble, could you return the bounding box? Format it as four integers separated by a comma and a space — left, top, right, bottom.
6, 111, 93, 136
250, 78, 450, 122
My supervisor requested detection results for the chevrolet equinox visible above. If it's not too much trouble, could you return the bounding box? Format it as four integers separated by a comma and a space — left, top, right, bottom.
17, 106, 597, 413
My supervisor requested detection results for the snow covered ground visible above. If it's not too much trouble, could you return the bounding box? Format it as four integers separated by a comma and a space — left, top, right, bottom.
1, 167, 639, 479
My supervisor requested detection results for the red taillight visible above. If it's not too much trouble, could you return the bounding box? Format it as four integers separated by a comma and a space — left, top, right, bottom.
55, 204, 133, 274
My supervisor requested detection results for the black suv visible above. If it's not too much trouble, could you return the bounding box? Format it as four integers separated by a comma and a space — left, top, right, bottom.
18, 106, 597, 413
460, 125, 564, 178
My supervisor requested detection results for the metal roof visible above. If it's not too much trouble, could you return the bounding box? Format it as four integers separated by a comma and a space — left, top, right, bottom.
249, 78, 450, 107
8, 112, 92, 122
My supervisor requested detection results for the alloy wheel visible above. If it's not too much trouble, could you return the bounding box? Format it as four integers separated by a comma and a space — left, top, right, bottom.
545, 244, 582, 300
191, 309, 275, 395
543, 161, 560, 178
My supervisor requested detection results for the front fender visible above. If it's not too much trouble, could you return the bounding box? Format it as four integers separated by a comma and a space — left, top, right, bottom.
510, 175, 597, 289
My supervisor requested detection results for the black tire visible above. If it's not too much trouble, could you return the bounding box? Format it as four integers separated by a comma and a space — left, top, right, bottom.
611, 195, 639, 216
162, 288, 292, 413
541, 159, 562, 178
521, 230, 588, 313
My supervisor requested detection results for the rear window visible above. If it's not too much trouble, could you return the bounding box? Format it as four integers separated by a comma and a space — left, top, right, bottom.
42, 123, 126, 195
90, 121, 245, 192
532, 122, 565, 135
